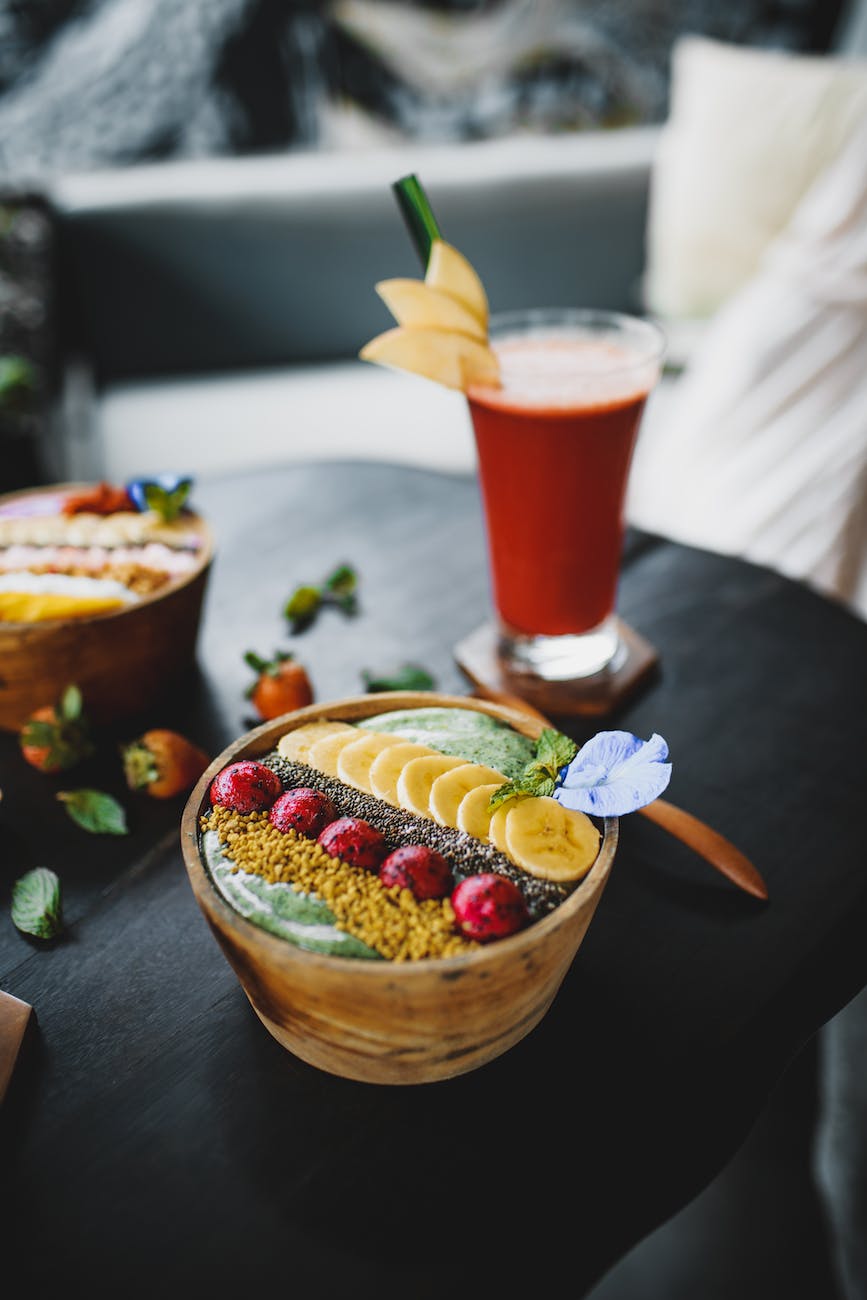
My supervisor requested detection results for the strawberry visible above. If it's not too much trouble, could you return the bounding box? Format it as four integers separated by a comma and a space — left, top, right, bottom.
20, 685, 93, 773
379, 845, 453, 900
317, 817, 388, 871
244, 650, 313, 721
451, 874, 530, 943
122, 729, 210, 799
209, 760, 282, 813
269, 787, 336, 837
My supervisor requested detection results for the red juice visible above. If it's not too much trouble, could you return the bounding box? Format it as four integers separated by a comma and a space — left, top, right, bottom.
467, 333, 657, 639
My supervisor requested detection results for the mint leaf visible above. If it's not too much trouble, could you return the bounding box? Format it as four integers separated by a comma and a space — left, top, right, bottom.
535, 728, 577, 776
60, 684, 83, 722
284, 565, 360, 630
485, 730, 574, 814
57, 789, 128, 835
0, 355, 35, 404
11, 867, 63, 940
143, 480, 191, 522
284, 584, 322, 629
488, 780, 526, 812
487, 770, 555, 812
362, 663, 435, 693
324, 564, 357, 601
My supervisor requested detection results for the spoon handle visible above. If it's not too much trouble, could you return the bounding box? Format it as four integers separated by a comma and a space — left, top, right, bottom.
636, 796, 768, 900
469, 686, 769, 901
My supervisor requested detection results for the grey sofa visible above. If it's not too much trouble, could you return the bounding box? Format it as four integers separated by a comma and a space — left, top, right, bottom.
44, 126, 657, 482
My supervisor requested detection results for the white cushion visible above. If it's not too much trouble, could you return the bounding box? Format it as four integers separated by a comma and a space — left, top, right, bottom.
92, 360, 479, 481
644, 35, 867, 323
629, 113, 867, 621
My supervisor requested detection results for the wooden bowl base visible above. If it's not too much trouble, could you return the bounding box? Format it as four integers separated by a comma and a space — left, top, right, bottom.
454, 619, 660, 718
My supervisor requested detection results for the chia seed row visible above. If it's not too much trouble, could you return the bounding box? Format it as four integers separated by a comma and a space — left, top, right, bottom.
262, 750, 569, 919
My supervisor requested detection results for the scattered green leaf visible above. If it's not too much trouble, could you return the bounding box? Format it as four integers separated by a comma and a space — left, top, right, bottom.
322, 565, 358, 615
284, 565, 359, 632
60, 683, 83, 722
57, 788, 128, 835
11, 867, 63, 940
0, 355, 36, 405
362, 663, 436, 693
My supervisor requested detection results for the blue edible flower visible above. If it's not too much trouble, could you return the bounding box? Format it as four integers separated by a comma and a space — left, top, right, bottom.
554, 730, 672, 817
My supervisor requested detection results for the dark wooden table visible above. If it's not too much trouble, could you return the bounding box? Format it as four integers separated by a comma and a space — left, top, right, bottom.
2, 461, 866, 1298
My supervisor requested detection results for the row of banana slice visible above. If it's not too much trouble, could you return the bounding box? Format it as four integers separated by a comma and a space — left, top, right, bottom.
276, 720, 600, 884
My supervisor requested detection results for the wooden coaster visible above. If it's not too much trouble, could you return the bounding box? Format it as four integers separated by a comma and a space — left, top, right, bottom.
454, 619, 660, 718
0, 990, 32, 1102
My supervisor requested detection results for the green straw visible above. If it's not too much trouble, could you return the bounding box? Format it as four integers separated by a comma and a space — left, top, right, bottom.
392, 174, 442, 269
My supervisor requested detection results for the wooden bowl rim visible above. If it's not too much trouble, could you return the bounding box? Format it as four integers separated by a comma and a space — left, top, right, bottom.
181, 691, 618, 978
0, 482, 214, 629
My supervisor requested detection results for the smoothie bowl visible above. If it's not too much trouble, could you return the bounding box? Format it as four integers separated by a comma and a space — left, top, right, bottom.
0, 479, 212, 729
181, 692, 618, 1085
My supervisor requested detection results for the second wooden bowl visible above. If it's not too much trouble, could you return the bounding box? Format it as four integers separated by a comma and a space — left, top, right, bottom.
181, 691, 618, 1085
0, 484, 213, 730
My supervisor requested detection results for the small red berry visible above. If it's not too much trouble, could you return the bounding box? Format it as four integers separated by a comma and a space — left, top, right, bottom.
317, 817, 388, 871
451, 873, 530, 943
379, 845, 454, 900
269, 787, 336, 837
209, 760, 282, 813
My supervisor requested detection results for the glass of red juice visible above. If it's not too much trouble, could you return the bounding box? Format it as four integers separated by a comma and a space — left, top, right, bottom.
466, 309, 665, 681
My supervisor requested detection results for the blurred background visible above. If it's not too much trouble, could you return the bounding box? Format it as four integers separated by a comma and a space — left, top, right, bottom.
1, 2, 866, 1297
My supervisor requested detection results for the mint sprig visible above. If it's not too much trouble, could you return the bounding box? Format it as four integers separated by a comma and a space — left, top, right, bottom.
11, 867, 63, 940
143, 479, 191, 522
488, 727, 578, 812
362, 663, 435, 693
57, 789, 128, 835
284, 564, 358, 632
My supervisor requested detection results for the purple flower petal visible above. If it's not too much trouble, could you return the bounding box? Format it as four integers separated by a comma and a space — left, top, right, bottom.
554, 730, 671, 817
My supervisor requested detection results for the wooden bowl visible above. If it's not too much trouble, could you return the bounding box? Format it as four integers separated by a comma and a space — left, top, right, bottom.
180, 692, 618, 1085
0, 484, 213, 730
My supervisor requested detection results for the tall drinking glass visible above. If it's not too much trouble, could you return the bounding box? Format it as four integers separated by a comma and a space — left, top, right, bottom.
466, 309, 665, 682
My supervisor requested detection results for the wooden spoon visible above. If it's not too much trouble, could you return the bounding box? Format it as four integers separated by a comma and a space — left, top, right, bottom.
470, 686, 769, 901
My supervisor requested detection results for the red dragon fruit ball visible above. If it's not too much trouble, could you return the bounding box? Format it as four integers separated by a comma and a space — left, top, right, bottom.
382, 847, 457, 899
269, 787, 336, 838
317, 817, 388, 871
379, 844, 454, 901
209, 760, 282, 813
451, 873, 530, 943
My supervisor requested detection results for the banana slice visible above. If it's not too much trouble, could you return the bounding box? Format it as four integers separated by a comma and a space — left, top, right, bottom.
429, 762, 506, 829
505, 796, 600, 882
396, 753, 466, 818
306, 728, 364, 778
488, 805, 511, 855
455, 782, 505, 842
368, 740, 438, 805
336, 731, 405, 793
277, 721, 354, 764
